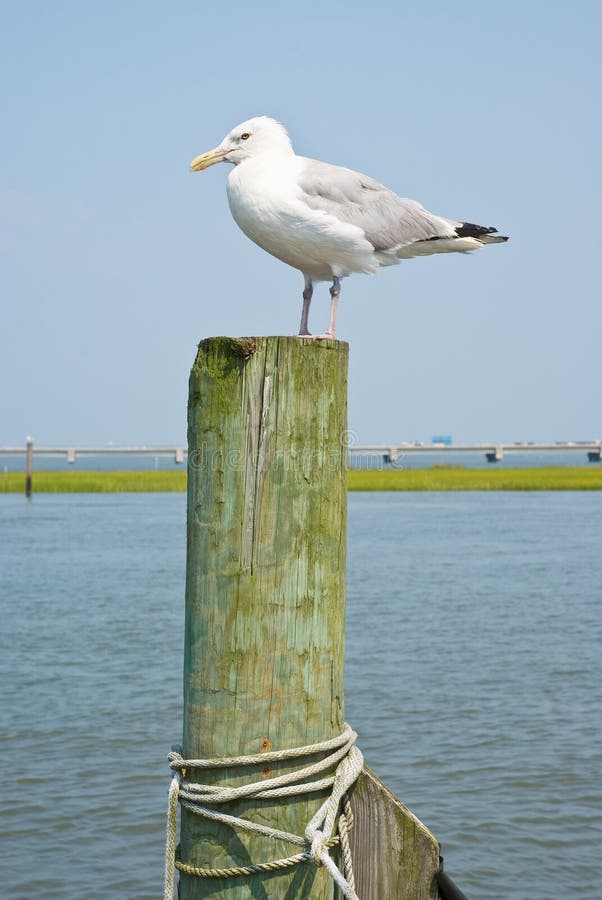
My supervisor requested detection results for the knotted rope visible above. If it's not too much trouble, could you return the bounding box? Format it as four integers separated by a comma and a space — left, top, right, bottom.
164, 723, 363, 899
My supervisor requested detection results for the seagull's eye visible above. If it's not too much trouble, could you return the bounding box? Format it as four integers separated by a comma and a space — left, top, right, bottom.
240, 132, 251, 141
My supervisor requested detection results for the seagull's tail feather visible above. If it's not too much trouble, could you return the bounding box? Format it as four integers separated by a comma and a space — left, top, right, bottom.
455, 222, 509, 243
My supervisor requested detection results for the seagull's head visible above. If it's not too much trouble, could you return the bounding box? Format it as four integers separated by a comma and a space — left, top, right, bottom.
190, 116, 293, 171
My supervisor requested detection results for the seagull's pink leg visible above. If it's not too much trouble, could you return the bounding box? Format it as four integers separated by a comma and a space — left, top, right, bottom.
298, 277, 313, 336
317, 276, 340, 340
297, 276, 340, 341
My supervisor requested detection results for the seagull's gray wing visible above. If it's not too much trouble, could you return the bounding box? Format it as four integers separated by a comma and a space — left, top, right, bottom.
297, 159, 456, 251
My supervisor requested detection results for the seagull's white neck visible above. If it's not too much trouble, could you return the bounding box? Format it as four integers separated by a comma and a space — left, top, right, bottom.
226, 152, 305, 230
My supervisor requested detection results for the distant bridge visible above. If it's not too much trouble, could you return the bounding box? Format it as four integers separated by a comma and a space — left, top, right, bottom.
0, 444, 186, 464
1, 440, 601, 467
350, 442, 602, 464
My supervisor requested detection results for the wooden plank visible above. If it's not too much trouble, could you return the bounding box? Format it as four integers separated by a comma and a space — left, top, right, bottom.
348, 768, 440, 899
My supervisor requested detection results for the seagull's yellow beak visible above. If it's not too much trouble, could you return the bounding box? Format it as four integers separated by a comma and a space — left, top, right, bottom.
189, 146, 230, 172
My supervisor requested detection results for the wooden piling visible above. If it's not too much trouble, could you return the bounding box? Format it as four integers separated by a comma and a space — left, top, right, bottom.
179, 335, 440, 899
25, 437, 33, 499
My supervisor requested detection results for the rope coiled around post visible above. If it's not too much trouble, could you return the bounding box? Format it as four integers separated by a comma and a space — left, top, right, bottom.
164, 723, 363, 900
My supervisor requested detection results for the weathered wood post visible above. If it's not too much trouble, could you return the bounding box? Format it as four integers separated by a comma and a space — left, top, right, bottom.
177, 335, 440, 899
25, 436, 33, 499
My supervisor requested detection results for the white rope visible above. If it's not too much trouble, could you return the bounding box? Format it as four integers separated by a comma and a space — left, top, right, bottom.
168, 724, 357, 769
164, 723, 363, 899
164, 771, 180, 900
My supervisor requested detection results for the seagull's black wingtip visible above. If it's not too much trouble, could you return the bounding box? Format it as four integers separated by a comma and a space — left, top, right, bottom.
455, 222, 499, 239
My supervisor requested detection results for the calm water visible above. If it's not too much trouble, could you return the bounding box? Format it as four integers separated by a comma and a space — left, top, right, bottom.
1, 492, 600, 898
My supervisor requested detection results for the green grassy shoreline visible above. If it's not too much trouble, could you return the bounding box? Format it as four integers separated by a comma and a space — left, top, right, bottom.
2, 466, 602, 493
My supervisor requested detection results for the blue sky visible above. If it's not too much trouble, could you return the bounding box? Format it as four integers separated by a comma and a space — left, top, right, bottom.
2, 1, 600, 445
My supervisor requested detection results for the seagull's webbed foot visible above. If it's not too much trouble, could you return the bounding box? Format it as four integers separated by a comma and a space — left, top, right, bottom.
315, 330, 336, 340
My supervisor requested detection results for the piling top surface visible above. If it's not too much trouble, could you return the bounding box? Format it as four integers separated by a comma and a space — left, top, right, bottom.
195, 335, 349, 355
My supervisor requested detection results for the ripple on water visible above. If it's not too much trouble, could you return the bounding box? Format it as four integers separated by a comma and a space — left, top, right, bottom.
1, 491, 601, 899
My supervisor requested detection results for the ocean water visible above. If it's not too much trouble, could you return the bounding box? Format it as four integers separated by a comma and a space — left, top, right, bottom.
1, 492, 600, 898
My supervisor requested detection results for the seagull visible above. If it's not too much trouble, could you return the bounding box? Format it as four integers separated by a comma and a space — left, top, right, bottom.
190, 117, 508, 339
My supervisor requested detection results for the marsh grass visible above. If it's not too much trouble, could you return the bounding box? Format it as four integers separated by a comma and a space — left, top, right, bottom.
348, 466, 602, 491
1, 467, 601, 493
0, 470, 187, 493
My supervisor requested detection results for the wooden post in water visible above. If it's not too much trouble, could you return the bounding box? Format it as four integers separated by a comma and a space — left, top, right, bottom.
25, 437, 33, 499
179, 336, 440, 899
